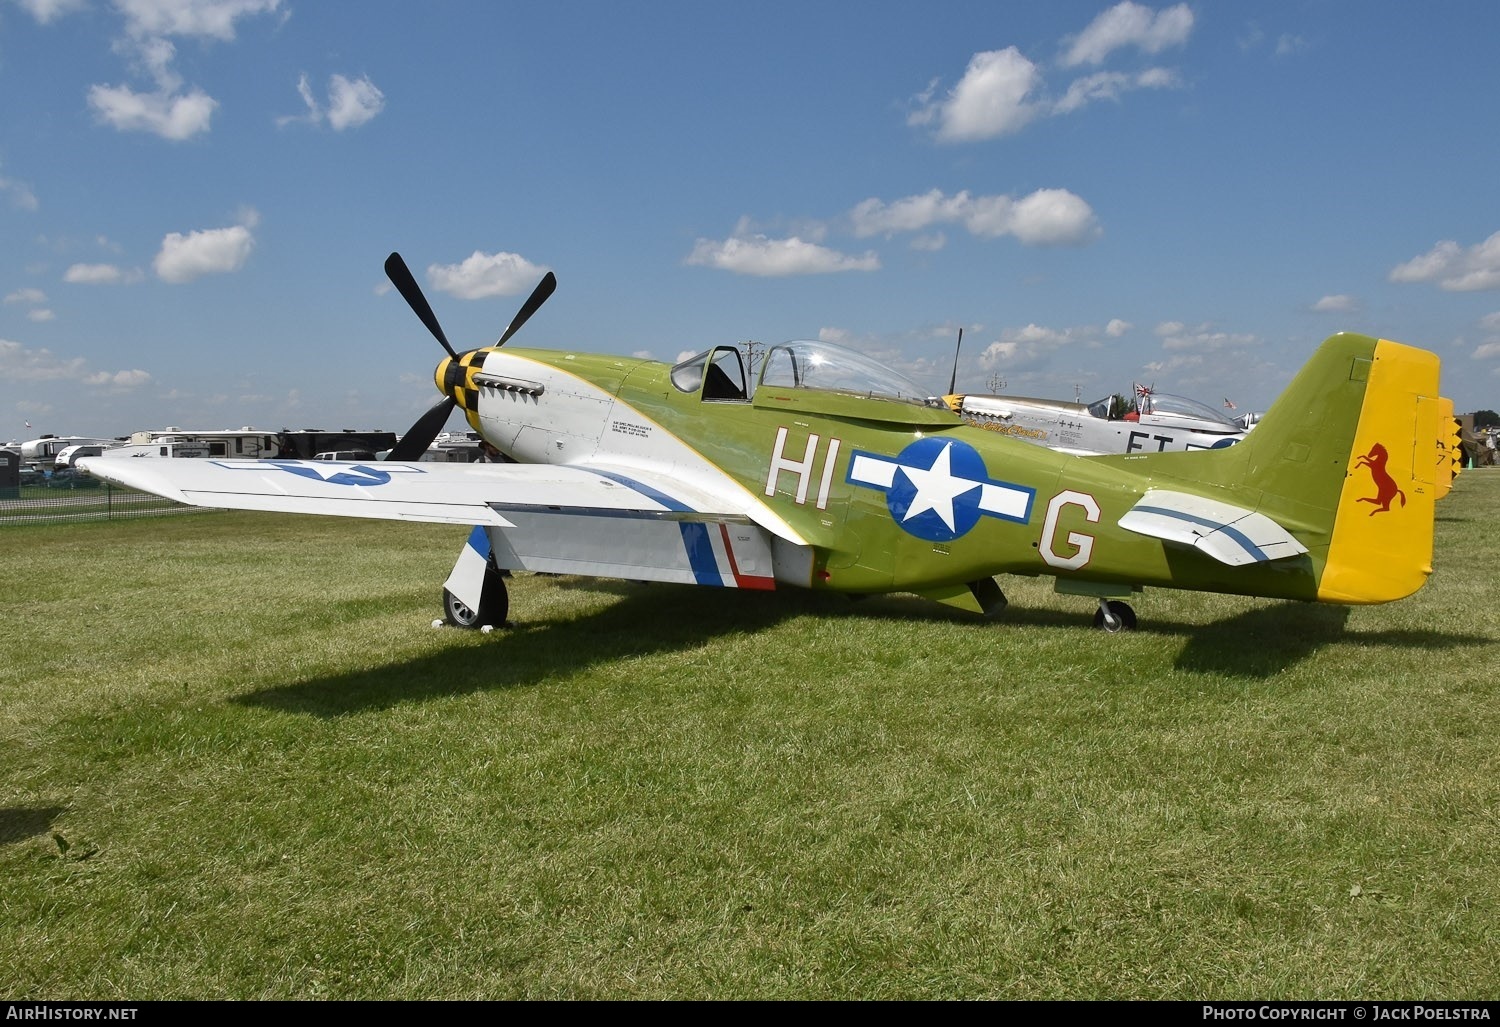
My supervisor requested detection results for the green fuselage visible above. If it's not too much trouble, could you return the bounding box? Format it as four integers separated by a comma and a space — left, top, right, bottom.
486, 348, 1326, 604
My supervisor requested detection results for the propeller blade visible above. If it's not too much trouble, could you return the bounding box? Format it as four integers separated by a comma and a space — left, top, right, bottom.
386, 396, 456, 461
948, 328, 964, 396
496, 271, 557, 347
385, 252, 457, 359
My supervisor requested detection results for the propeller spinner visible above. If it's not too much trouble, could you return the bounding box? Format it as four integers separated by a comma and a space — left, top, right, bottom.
383, 252, 556, 461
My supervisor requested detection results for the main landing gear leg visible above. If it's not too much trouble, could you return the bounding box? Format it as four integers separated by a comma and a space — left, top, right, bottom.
440, 526, 511, 630
444, 559, 510, 630
1093, 598, 1137, 633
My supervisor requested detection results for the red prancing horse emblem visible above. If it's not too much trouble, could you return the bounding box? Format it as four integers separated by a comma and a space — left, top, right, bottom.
1355, 443, 1406, 515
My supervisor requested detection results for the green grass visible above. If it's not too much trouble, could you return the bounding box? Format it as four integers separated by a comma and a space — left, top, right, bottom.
2, 473, 1497, 999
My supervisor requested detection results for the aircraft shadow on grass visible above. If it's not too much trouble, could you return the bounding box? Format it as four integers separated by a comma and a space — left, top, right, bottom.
1173, 602, 1483, 678
232, 581, 1481, 717
0, 804, 67, 846
234, 583, 944, 718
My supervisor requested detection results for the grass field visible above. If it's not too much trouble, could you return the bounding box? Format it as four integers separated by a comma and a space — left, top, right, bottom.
2, 471, 1497, 1000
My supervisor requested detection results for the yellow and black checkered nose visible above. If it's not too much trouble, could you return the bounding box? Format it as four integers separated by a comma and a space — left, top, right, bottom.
436, 349, 492, 414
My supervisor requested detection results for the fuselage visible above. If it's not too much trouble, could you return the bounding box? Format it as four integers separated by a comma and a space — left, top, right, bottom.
444, 344, 1323, 603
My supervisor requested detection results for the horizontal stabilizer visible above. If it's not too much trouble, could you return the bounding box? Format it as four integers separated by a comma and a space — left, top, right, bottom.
1118, 489, 1308, 566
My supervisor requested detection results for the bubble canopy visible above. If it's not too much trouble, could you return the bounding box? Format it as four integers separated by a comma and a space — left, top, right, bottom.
757, 340, 935, 405
1085, 390, 1242, 430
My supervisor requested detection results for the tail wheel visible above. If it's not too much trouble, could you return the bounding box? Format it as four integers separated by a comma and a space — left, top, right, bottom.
443, 560, 510, 629
1093, 599, 1137, 633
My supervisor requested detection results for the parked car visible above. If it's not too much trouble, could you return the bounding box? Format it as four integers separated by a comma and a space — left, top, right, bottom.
312, 450, 377, 462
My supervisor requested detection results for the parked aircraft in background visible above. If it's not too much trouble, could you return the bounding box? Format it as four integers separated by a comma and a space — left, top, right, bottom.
82, 251, 1455, 636
945, 384, 1249, 456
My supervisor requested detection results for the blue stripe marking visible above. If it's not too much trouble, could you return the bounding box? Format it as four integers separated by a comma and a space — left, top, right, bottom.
465, 524, 491, 561
678, 523, 724, 586
1133, 505, 1268, 562
589, 469, 694, 512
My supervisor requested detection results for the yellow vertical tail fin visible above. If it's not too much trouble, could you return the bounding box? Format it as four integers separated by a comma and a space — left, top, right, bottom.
1318, 339, 1440, 603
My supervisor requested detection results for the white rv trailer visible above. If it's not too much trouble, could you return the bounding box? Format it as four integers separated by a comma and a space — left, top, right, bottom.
19, 435, 123, 471
53, 442, 127, 468
128, 427, 284, 460
95, 439, 213, 460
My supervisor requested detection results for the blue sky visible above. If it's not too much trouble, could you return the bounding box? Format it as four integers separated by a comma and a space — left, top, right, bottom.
4, 0, 1500, 442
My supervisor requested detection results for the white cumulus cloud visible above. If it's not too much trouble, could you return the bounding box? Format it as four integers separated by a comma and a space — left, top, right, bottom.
0, 173, 40, 211
84, 368, 153, 388
910, 4, 1190, 143
116, 0, 282, 41
88, 82, 218, 139
65, 263, 144, 285
282, 72, 385, 130
0, 339, 86, 381
1390, 231, 1500, 292
1156, 322, 1257, 352
851, 188, 1100, 247
428, 251, 552, 299
1053, 67, 1180, 114
86, 3, 283, 140
978, 323, 1100, 372
1060, 2, 1195, 67
88, 37, 218, 140
13, 0, 87, 23
909, 47, 1041, 142
1313, 294, 1357, 312
686, 235, 880, 277
153, 217, 256, 283
327, 74, 384, 129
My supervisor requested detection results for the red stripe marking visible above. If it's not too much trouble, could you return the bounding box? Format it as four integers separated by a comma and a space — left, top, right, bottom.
718, 523, 775, 590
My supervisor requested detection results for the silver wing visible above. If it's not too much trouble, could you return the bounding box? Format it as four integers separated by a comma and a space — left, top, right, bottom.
79, 457, 791, 589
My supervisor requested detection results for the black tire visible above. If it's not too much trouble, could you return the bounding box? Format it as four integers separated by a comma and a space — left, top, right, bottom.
1093, 600, 1137, 633
443, 561, 510, 629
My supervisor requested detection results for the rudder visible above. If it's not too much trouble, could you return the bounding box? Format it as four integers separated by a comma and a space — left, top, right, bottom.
1317, 337, 1439, 603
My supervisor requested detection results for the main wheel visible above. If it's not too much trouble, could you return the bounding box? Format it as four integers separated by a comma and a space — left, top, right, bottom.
1093, 599, 1137, 633
443, 561, 510, 629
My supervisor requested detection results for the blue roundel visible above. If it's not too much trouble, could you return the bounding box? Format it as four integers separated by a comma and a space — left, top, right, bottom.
885, 437, 987, 542
278, 463, 392, 487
